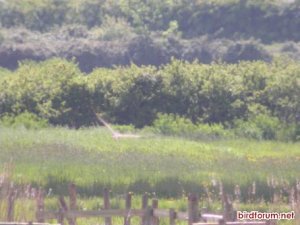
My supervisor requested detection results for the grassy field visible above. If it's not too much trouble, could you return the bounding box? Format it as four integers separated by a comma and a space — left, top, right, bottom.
0, 127, 299, 196
0, 126, 299, 224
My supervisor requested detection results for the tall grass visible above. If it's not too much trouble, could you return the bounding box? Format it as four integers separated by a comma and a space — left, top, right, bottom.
0, 127, 299, 198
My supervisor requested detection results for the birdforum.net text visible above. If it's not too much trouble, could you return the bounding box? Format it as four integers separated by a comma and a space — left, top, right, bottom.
237, 211, 295, 220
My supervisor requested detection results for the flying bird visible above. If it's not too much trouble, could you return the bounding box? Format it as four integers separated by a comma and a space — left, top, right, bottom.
95, 113, 141, 139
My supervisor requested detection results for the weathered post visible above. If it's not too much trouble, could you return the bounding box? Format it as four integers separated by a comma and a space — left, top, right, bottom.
141, 194, 149, 225
58, 196, 67, 225
103, 188, 112, 225
152, 199, 159, 225
36, 188, 45, 223
222, 192, 234, 221
59, 195, 75, 225
124, 192, 132, 225
68, 183, 77, 225
169, 208, 176, 225
188, 194, 199, 225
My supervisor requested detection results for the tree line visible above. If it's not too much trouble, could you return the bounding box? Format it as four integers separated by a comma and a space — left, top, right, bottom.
0, 58, 299, 141
1, 0, 300, 43
1, 0, 300, 72
0, 27, 273, 72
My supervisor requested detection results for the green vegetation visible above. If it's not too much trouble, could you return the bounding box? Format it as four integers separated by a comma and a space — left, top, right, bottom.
0, 112, 48, 129
1, 0, 300, 71
1, 126, 299, 199
0, 0, 299, 42
0, 1, 299, 223
0, 59, 298, 141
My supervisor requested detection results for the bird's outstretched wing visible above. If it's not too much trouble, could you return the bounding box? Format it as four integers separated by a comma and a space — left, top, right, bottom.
95, 113, 141, 139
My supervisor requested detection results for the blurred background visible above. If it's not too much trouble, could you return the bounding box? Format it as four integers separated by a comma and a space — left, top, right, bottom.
1, 0, 300, 72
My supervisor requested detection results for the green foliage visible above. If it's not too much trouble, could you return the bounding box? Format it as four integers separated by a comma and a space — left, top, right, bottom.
162, 20, 181, 38
88, 64, 162, 127
0, 112, 48, 129
233, 114, 280, 140
276, 124, 300, 142
0, 58, 299, 142
0, 0, 68, 31
0, 28, 273, 72
197, 123, 232, 139
112, 124, 135, 133
0, 67, 11, 78
91, 17, 135, 41
153, 113, 197, 136
160, 60, 244, 123
1, 126, 299, 197
0, 0, 300, 42
223, 40, 271, 63
153, 113, 231, 140
0, 59, 94, 127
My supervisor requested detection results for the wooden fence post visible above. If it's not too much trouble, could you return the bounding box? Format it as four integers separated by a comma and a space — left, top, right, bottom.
103, 188, 112, 225
68, 183, 77, 225
36, 188, 45, 223
188, 193, 199, 225
59, 196, 74, 225
169, 208, 176, 225
222, 192, 234, 221
152, 199, 159, 225
7, 186, 15, 222
141, 194, 149, 225
124, 192, 132, 225
58, 196, 66, 225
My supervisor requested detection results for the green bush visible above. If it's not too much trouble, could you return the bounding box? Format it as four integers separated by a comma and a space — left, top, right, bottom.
223, 40, 271, 63
1, 0, 300, 43
0, 27, 286, 73
276, 124, 300, 142
233, 114, 280, 140
0, 67, 11, 78
91, 17, 135, 41
152, 113, 231, 140
0, 58, 95, 127
153, 113, 197, 136
0, 112, 48, 129
88, 64, 162, 127
196, 123, 232, 140
0, 58, 299, 142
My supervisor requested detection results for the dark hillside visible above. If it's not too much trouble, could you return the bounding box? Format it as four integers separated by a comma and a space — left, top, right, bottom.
0, 0, 299, 71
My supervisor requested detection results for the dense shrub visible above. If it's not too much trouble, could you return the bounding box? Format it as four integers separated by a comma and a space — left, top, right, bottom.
223, 40, 272, 63
0, 58, 299, 141
153, 113, 197, 136
233, 114, 280, 140
88, 65, 163, 127
0, 112, 48, 129
0, 2, 297, 40
276, 124, 300, 142
153, 113, 231, 140
0, 28, 279, 72
0, 59, 95, 127
1, 0, 300, 42
160, 60, 245, 123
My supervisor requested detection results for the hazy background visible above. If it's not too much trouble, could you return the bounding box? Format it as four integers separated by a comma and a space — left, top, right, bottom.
1, 0, 300, 72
